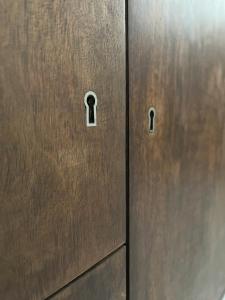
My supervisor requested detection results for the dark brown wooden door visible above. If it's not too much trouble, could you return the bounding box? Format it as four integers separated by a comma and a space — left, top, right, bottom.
0, 1, 125, 299
129, 1, 225, 300
51, 247, 126, 300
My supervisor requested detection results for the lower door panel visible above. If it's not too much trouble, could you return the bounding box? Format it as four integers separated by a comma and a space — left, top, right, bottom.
51, 247, 126, 300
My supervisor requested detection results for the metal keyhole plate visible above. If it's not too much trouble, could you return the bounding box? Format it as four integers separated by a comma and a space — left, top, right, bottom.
84, 91, 98, 127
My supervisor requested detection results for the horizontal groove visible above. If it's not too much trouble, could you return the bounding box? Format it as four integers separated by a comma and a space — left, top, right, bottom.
45, 243, 126, 300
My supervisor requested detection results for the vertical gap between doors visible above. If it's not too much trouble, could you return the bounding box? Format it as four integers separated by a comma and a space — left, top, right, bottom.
125, 0, 130, 299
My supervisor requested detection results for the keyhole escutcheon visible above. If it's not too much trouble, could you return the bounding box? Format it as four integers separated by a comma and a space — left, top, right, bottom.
148, 107, 156, 134
84, 91, 98, 127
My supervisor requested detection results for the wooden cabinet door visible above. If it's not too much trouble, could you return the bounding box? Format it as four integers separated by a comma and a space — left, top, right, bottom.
51, 247, 126, 300
0, 1, 125, 299
129, 1, 225, 300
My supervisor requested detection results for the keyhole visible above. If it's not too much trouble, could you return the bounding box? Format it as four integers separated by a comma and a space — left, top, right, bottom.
87, 95, 95, 124
149, 107, 156, 133
84, 91, 98, 127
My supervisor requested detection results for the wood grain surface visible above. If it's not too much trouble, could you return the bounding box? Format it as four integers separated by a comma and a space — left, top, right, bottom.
51, 247, 126, 300
0, 1, 125, 299
129, 1, 225, 300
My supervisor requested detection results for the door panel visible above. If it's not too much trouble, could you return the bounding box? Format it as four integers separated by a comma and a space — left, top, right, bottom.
51, 247, 126, 300
129, 1, 225, 300
0, 1, 125, 299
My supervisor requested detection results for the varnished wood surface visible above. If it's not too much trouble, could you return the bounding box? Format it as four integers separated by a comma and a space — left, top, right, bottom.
51, 247, 126, 300
0, 1, 125, 299
129, 1, 225, 300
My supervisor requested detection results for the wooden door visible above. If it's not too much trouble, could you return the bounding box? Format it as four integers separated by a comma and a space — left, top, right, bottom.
0, 1, 125, 299
51, 247, 126, 300
129, 1, 225, 299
